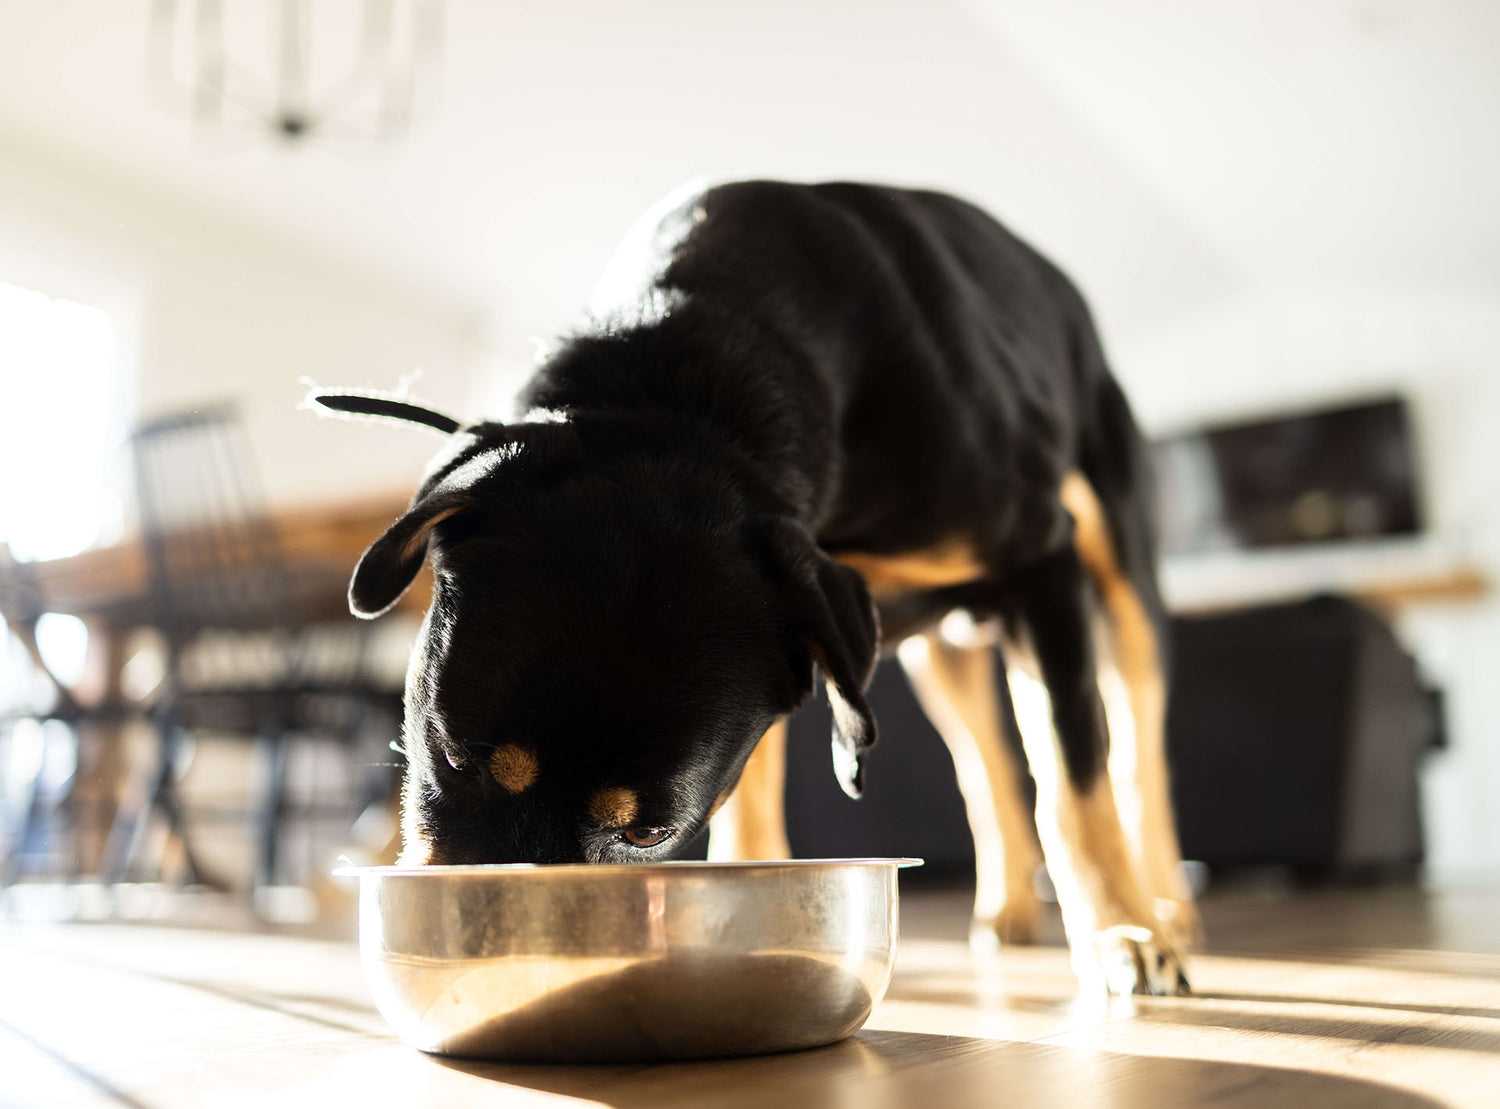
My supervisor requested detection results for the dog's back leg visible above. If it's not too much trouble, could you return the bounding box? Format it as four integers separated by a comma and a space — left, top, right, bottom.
898, 630, 1042, 946
1062, 472, 1201, 952
1005, 548, 1188, 996
707, 719, 792, 861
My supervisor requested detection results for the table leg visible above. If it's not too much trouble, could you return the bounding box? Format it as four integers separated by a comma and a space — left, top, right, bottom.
73, 620, 128, 878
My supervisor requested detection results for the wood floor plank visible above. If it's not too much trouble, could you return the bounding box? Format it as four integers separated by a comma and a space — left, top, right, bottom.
2, 886, 1499, 1107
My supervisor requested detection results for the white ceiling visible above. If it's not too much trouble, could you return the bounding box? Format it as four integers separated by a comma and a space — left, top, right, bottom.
1, 0, 1495, 359
975, 0, 1500, 289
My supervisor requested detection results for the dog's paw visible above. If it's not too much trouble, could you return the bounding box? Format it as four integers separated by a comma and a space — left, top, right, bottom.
993, 897, 1041, 946
1078, 924, 1190, 997
972, 894, 1042, 949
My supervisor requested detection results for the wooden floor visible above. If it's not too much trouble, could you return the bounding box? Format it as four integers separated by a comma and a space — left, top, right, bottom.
3, 881, 1499, 1108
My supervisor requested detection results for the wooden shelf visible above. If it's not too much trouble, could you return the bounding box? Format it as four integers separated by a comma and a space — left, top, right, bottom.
1162, 539, 1490, 616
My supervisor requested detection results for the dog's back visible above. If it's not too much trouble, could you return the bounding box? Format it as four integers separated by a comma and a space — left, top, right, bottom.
599, 182, 1152, 590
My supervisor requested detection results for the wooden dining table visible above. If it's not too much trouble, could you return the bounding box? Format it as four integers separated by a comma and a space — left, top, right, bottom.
22, 492, 418, 628
5, 491, 418, 877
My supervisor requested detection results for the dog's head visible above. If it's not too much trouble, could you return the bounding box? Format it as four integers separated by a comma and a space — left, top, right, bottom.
348, 414, 879, 865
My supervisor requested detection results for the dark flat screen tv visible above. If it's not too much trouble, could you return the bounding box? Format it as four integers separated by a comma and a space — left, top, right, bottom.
1152, 396, 1423, 557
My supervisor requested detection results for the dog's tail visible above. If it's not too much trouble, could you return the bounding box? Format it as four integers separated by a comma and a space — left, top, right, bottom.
302, 384, 461, 435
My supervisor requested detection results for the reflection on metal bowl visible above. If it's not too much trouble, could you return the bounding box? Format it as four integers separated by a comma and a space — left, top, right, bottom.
340, 858, 920, 1061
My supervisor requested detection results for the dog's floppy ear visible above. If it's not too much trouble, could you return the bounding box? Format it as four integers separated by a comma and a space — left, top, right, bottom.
350, 491, 471, 618
764, 518, 880, 798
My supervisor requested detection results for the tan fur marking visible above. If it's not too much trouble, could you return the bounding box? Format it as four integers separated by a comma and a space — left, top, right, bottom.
400, 504, 466, 562
1059, 472, 1112, 580
833, 536, 986, 597
589, 787, 639, 828
1060, 473, 1160, 709
488, 744, 539, 794
707, 720, 791, 861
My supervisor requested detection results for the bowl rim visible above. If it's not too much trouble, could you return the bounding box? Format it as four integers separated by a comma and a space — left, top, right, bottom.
333, 857, 923, 878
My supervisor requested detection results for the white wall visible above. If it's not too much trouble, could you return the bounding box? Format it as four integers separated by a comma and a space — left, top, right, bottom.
0, 131, 485, 517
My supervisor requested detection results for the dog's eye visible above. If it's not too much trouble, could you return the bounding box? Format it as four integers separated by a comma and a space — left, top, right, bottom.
620, 827, 672, 848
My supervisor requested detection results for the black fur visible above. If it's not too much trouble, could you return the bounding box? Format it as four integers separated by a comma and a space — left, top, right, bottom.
351, 180, 1161, 865
307, 389, 462, 435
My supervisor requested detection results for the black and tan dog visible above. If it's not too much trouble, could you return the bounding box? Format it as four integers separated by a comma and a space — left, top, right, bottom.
316, 180, 1197, 996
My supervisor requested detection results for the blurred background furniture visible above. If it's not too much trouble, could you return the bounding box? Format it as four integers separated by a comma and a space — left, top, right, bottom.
102, 405, 402, 892
3, 546, 94, 885
1167, 594, 1439, 876
1155, 396, 1424, 557
776, 594, 1441, 883
1, 543, 146, 887
10, 483, 419, 895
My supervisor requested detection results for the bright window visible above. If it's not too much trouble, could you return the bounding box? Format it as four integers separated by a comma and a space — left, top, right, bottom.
0, 280, 122, 561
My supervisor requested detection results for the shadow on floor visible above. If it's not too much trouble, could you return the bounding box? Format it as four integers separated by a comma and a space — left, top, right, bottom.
436, 1028, 1447, 1109
1198, 990, 1500, 1024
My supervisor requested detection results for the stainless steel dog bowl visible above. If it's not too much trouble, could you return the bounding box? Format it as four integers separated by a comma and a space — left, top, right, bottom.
340, 858, 920, 1061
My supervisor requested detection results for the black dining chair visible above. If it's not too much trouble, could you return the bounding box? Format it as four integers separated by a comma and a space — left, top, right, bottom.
105, 404, 399, 893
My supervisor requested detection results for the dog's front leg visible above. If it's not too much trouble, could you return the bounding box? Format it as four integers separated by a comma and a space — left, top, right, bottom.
707, 719, 791, 861
898, 631, 1042, 946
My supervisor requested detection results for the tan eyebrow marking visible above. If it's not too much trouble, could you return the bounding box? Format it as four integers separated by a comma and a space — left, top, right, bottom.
589, 787, 639, 827
488, 744, 539, 794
